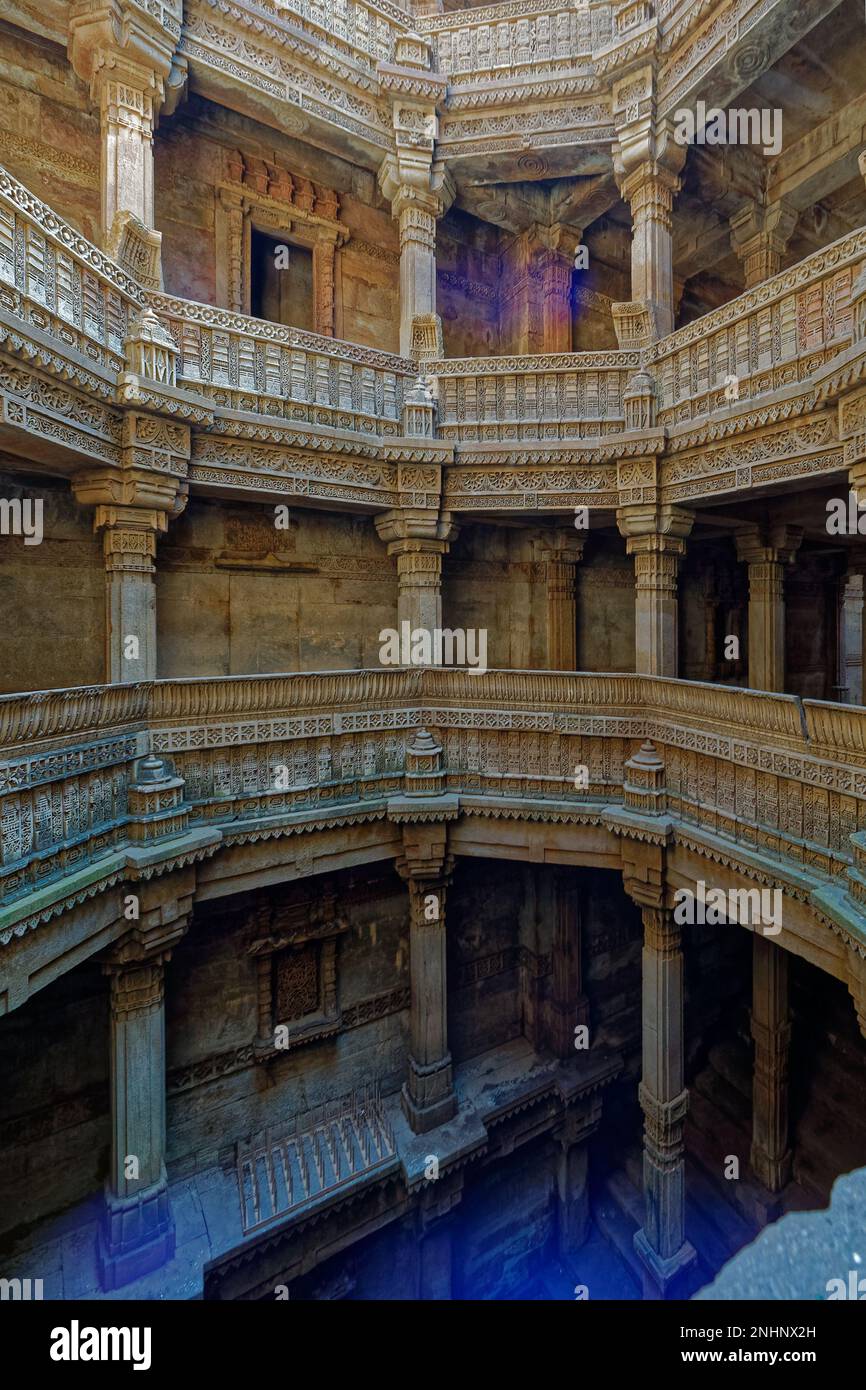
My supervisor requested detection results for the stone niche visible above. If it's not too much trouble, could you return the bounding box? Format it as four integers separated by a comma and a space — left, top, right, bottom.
215, 150, 348, 334
247, 883, 350, 1058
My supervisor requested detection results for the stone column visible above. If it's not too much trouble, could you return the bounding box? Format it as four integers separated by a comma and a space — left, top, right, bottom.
735, 525, 803, 693
548, 868, 589, 1058
618, 505, 694, 677
94, 60, 161, 233
538, 537, 584, 670
99, 944, 174, 1288
375, 512, 457, 645
68, 9, 177, 242
750, 935, 792, 1194
73, 463, 187, 683
617, 163, 681, 339
835, 573, 861, 704
730, 201, 797, 289
634, 904, 696, 1295
397, 846, 457, 1133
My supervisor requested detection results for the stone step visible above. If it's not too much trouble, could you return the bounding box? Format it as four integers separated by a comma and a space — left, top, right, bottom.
594, 1170, 647, 1292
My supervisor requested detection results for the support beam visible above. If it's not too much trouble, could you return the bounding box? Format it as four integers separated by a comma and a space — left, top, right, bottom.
375, 512, 458, 643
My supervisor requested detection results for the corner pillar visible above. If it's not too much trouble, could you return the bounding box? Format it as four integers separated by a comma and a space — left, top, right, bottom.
616, 161, 681, 339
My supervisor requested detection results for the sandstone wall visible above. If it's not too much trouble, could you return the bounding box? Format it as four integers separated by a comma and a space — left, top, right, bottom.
0, 24, 100, 242
0, 472, 104, 694
156, 499, 398, 677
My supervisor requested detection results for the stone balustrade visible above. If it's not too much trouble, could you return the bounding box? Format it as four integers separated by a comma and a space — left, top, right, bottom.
151, 292, 414, 436
420, 2, 605, 85
0, 166, 144, 390
429, 352, 640, 442
2, 670, 866, 939
647, 228, 866, 427
2, 160, 866, 513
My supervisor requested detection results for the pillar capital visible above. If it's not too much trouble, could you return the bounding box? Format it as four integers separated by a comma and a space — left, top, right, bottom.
735, 523, 803, 567
730, 200, 798, 288
617, 503, 694, 545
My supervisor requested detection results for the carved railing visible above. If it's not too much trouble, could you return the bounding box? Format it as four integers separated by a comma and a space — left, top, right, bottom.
421, 2, 609, 85
647, 228, 866, 427
151, 293, 415, 436
0, 166, 143, 391
268, 0, 410, 69
428, 352, 640, 442
3, 671, 866, 931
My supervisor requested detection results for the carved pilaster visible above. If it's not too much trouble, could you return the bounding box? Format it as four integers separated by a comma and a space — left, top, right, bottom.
735, 525, 803, 692
548, 869, 588, 1059
72, 460, 188, 682
538, 535, 584, 670
375, 510, 457, 639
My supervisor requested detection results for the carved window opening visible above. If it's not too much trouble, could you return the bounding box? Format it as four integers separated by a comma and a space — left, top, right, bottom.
274, 940, 320, 1020
250, 228, 314, 330
248, 885, 348, 1058
218, 152, 347, 337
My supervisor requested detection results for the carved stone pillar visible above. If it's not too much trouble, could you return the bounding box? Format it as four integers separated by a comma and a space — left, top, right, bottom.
750, 935, 792, 1194
73, 460, 188, 683
554, 1098, 602, 1258
375, 512, 457, 641
500, 225, 580, 355
94, 60, 161, 233
100, 946, 173, 1287
618, 505, 693, 677
635, 904, 695, 1295
730, 201, 797, 289
377, 33, 452, 361
617, 163, 681, 339
538, 536, 583, 669
548, 868, 589, 1058
397, 832, 457, 1134
378, 180, 453, 359
312, 235, 338, 338
69, 3, 178, 241
735, 525, 803, 692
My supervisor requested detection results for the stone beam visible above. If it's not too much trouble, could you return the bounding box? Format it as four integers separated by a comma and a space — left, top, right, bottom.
768, 91, 866, 213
